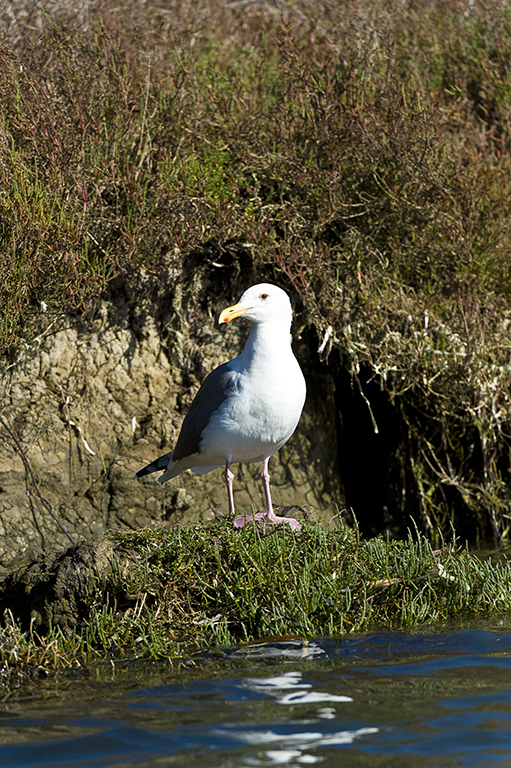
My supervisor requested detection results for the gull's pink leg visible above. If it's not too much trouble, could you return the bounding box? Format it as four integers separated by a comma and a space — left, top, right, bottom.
234, 459, 301, 531
224, 460, 235, 517
261, 458, 273, 515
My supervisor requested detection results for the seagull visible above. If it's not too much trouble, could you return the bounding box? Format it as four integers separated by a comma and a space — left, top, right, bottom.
135, 283, 306, 530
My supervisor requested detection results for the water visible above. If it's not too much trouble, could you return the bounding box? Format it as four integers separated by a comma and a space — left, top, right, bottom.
2, 623, 511, 767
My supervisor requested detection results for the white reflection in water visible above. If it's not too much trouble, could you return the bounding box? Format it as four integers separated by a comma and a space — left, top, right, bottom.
277, 690, 352, 705
243, 671, 311, 692
242, 670, 352, 705
215, 670, 372, 765
215, 726, 379, 766
234, 727, 380, 747
316, 707, 336, 720
230, 640, 327, 660
265, 749, 320, 764
246, 747, 322, 765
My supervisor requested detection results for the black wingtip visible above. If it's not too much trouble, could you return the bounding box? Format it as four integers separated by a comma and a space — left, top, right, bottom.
134, 452, 172, 480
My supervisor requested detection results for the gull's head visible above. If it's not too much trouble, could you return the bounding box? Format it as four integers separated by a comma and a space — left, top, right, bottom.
219, 283, 293, 327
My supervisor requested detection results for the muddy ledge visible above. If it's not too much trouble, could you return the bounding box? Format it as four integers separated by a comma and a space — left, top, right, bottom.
0, 265, 343, 575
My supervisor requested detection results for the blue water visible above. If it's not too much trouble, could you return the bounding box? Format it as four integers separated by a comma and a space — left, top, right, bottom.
2, 626, 511, 767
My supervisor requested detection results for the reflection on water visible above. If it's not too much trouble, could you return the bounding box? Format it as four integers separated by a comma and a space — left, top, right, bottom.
2, 624, 511, 767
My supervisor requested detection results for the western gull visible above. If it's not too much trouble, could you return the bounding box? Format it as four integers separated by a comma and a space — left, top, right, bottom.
135, 283, 306, 530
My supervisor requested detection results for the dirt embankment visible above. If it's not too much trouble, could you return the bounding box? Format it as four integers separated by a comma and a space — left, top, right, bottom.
0, 266, 343, 575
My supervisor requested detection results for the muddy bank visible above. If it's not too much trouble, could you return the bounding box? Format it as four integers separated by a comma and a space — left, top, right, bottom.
0, 266, 343, 574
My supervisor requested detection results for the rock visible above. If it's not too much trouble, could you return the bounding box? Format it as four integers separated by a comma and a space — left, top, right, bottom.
0, 538, 121, 633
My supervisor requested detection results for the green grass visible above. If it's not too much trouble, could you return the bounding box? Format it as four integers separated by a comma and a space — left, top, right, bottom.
102, 523, 511, 643
3, 521, 511, 687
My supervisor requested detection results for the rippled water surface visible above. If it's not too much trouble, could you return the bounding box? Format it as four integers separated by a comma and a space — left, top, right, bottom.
3, 625, 511, 767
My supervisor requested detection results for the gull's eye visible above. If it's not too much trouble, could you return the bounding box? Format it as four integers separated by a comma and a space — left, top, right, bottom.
260, 293, 268, 300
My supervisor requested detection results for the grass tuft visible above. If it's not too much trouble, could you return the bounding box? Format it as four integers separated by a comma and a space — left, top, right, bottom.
5, 520, 511, 689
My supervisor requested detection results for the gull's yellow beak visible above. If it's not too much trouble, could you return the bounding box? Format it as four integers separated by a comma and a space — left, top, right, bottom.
219, 302, 251, 324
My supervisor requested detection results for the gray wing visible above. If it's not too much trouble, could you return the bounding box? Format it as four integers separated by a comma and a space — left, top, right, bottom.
172, 361, 239, 461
